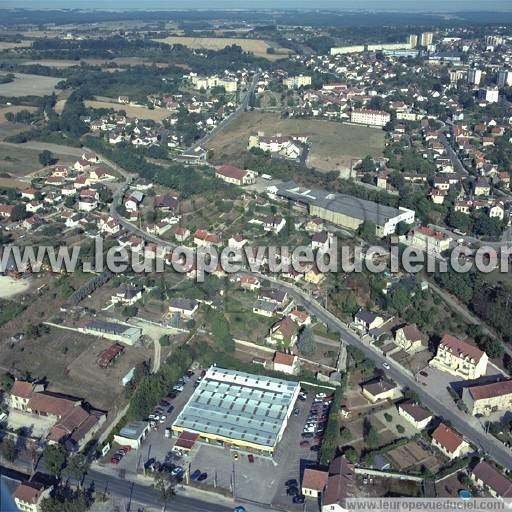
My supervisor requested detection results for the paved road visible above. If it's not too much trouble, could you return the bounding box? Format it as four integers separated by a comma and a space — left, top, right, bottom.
263, 276, 512, 471
84, 469, 272, 512
84, 469, 235, 512
189, 72, 260, 151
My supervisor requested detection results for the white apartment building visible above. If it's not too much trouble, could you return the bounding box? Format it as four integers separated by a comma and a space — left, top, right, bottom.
283, 75, 312, 89
350, 108, 391, 127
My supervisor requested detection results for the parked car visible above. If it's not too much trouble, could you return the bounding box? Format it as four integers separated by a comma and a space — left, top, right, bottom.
248, 454, 254, 463
110, 457, 121, 464
197, 472, 208, 481
167, 405, 174, 414
285, 479, 298, 488
293, 495, 305, 504
301, 433, 314, 439
165, 428, 172, 438
233, 507, 246, 512
300, 440, 310, 447
186, 370, 194, 378
310, 445, 320, 452
293, 408, 300, 416
286, 486, 299, 496
173, 385, 184, 392
382, 362, 390, 370
190, 469, 202, 481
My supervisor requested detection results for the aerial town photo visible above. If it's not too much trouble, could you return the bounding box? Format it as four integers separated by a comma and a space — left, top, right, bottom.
1, 1, 512, 511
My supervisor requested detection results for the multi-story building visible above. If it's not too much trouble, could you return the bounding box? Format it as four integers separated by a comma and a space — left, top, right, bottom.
407, 34, 418, 48
405, 226, 451, 256
483, 86, 499, 104
350, 108, 391, 127
190, 75, 237, 92
467, 68, 482, 86
462, 379, 512, 416
497, 69, 512, 88
429, 334, 488, 380
394, 323, 428, 354
283, 75, 312, 89
420, 32, 433, 47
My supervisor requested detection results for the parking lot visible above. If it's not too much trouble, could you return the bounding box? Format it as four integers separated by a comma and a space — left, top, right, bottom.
101, 370, 334, 509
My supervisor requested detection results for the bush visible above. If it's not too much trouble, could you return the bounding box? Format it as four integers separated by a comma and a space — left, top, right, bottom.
396, 424, 405, 434
384, 413, 393, 423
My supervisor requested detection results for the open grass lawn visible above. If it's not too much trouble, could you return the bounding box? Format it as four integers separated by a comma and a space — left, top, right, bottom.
206, 112, 385, 171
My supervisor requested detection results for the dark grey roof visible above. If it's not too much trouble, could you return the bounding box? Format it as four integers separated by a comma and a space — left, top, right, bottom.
275, 181, 403, 227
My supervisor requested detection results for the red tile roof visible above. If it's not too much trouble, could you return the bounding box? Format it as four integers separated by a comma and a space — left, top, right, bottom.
439, 334, 485, 362
472, 461, 512, 498
432, 423, 464, 454
302, 468, 328, 491
273, 352, 296, 367
468, 379, 512, 401
10, 380, 34, 399
13, 483, 45, 504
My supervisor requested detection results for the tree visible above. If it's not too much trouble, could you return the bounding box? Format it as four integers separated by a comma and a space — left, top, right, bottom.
42, 444, 67, 476
396, 221, 411, 236
155, 473, 176, 510
363, 417, 379, 449
64, 454, 89, 485
210, 310, 234, 352
359, 155, 376, 173
0, 437, 17, 462
297, 326, 316, 356
40, 489, 89, 512
10, 203, 28, 222
0, 372, 14, 391
358, 220, 376, 241
344, 447, 358, 464
38, 150, 55, 167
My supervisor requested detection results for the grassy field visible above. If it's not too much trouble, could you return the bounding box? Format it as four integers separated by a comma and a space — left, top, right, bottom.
85, 99, 172, 121
206, 112, 385, 171
154, 36, 291, 60
0, 73, 60, 97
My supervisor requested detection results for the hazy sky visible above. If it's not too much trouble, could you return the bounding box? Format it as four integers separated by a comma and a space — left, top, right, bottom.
3, 0, 512, 11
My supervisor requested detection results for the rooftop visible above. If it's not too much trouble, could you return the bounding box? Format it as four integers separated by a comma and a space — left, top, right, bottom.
172, 366, 300, 449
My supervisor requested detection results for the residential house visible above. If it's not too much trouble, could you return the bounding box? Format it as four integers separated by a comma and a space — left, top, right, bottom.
8, 380, 105, 451
394, 324, 428, 354
13, 482, 52, 512
321, 456, 356, 512
302, 468, 328, 498
154, 193, 178, 212
272, 352, 299, 375
311, 231, 334, 251
174, 226, 190, 242
252, 299, 278, 317
0, 204, 14, 219
461, 379, 512, 416
406, 226, 451, 256
125, 191, 144, 212
215, 165, 256, 186
471, 461, 512, 498
168, 298, 199, 319
429, 334, 488, 380
431, 423, 470, 460
474, 177, 491, 196
266, 317, 298, 348
259, 289, 287, 307
240, 275, 260, 291
353, 310, 385, 332
263, 215, 286, 234
111, 284, 143, 305
361, 377, 400, 403
289, 309, 311, 326
193, 229, 221, 247
397, 401, 433, 429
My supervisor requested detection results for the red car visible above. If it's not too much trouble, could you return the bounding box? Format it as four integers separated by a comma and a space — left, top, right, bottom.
300, 440, 310, 448
120, 446, 131, 454
110, 457, 121, 464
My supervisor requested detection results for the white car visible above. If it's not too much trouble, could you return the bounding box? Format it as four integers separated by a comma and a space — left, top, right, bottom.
382, 362, 390, 370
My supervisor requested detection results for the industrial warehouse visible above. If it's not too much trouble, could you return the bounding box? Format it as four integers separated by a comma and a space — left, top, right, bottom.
269, 181, 415, 237
171, 366, 300, 454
